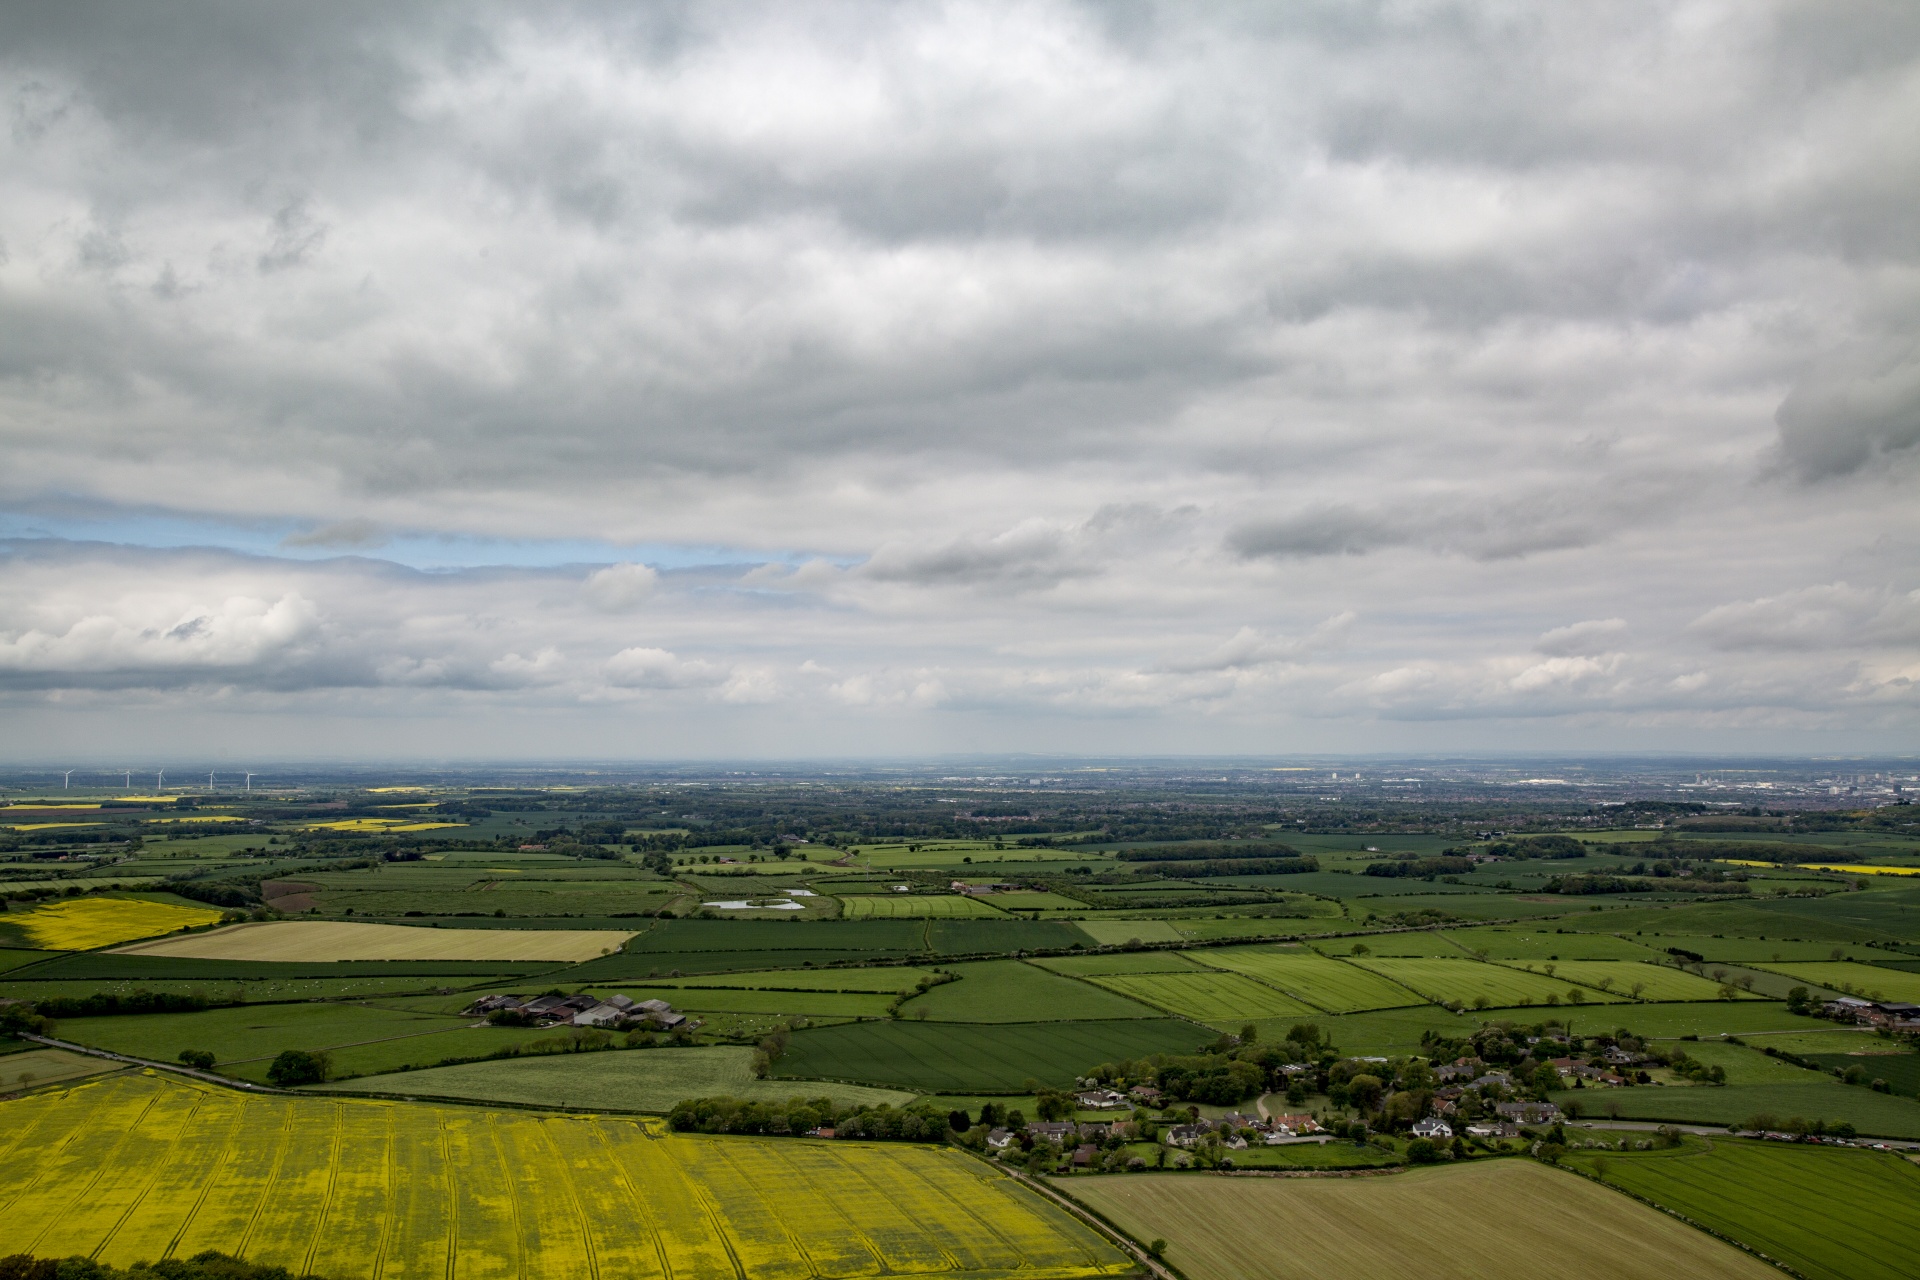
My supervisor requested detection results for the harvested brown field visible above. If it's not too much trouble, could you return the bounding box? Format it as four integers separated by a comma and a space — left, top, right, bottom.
259, 880, 320, 913
111, 919, 635, 963
1065, 1160, 1778, 1280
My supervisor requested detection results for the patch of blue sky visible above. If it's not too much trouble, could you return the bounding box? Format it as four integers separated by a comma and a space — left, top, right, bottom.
0, 504, 849, 573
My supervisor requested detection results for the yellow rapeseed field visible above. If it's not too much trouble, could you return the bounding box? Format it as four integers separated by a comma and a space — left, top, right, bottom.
112, 920, 636, 963
2, 1074, 1129, 1280
303, 818, 465, 833
5, 897, 225, 950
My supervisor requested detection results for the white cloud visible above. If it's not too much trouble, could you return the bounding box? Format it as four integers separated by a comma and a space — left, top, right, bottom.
585, 563, 659, 611
603, 646, 728, 690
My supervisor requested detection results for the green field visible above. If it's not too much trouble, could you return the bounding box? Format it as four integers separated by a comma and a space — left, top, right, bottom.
1758, 961, 1920, 1002
56, 1001, 532, 1083
1564, 1138, 1920, 1280
1196, 946, 1428, 1012
900, 960, 1162, 1022
0, 948, 55, 974
1033, 951, 1211, 975
774, 1018, 1216, 1092
1630, 936, 1872, 963
840, 894, 1006, 919
647, 966, 943, 991
603, 984, 895, 1018
1599, 1002, 1827, 1039
1070, 920, 1188, 945
1440, 928, 1664, 960
1080, 970, 1315, 1025
1507, 960, 1746, 1002
1803, 1052, 1920, 1095
1552, 1080, 1920, 1138
984, 891, 1091, 910
1066, 1160, 1776, 1280
318, 1044, 914, 1111
1353, 958, 1626, 1008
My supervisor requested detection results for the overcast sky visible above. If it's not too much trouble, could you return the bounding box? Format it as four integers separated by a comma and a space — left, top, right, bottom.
2, 1, 1917, 762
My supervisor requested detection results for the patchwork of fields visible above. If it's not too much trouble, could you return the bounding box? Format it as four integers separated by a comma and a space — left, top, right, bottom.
1350, 957, 1628, 1007
2, 1074, 1129, 1280
774, 1018, 1215, 1092
1506, 960, 1739, 1002
1079, 969, 1315, 1024
113, 920, 637, 963
1194, 947, 1425, 1012
841, 895, 1005, 919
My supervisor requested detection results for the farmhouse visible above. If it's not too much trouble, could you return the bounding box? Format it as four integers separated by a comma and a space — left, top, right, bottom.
1266, 1114, 1324, 1135
986, 1128, 1013, 1150
1076, 1088, 1128, 1110
1164, 1123, 1213, 1148
1026, 1122, 1077, 1145
1411, 1118, 1453, 1140
1495, 1101, 1562, 1124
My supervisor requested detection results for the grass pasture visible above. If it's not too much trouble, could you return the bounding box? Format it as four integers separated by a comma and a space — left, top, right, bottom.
1064, 1160, 1775, 1280
648, 967, 944, 992
0, 1047, 125, 1089
902, 960, 1163, 1022
0, 897, 226, 950
775, 1018, 1216, 1092
1564, 1138, 1920, 1280
1072, 920, 1186, 945
1195, 947, 1427, 1012
1757, 962, 1920, 1002
1506, 960, 1745, 1002
319, 1045, 913, 1112
1079, 970, 1315, 1025
840, 894, 1005, 919
606, 985, 895, 1018
1353, 957, 1626, 1008
1033, 951, 1211, 976
1441, 928, 1664, 961
57, 1001, 530, 1083
2, 1073, 1130, 1280
1551, 1080, 1920, 1138
112, 919, 637, 962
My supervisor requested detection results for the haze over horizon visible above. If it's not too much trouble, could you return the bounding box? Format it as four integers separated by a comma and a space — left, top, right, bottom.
3, 2, 1918, 761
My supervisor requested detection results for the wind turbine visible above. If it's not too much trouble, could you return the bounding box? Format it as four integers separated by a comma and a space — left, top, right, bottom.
63, 770, 73, 789
208, 770, 216, 790
245, 772, 254, 793
157, 769, 165, 791
124, 770, 132, 790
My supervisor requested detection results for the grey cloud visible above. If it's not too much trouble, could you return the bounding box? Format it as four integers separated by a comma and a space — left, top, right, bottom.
1157, 614, 1355, 674
1229, 499, 1606, 563
1535, 618, 1627, 657
1775, 341, 1920, 478
1688, 583, 1920, 651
